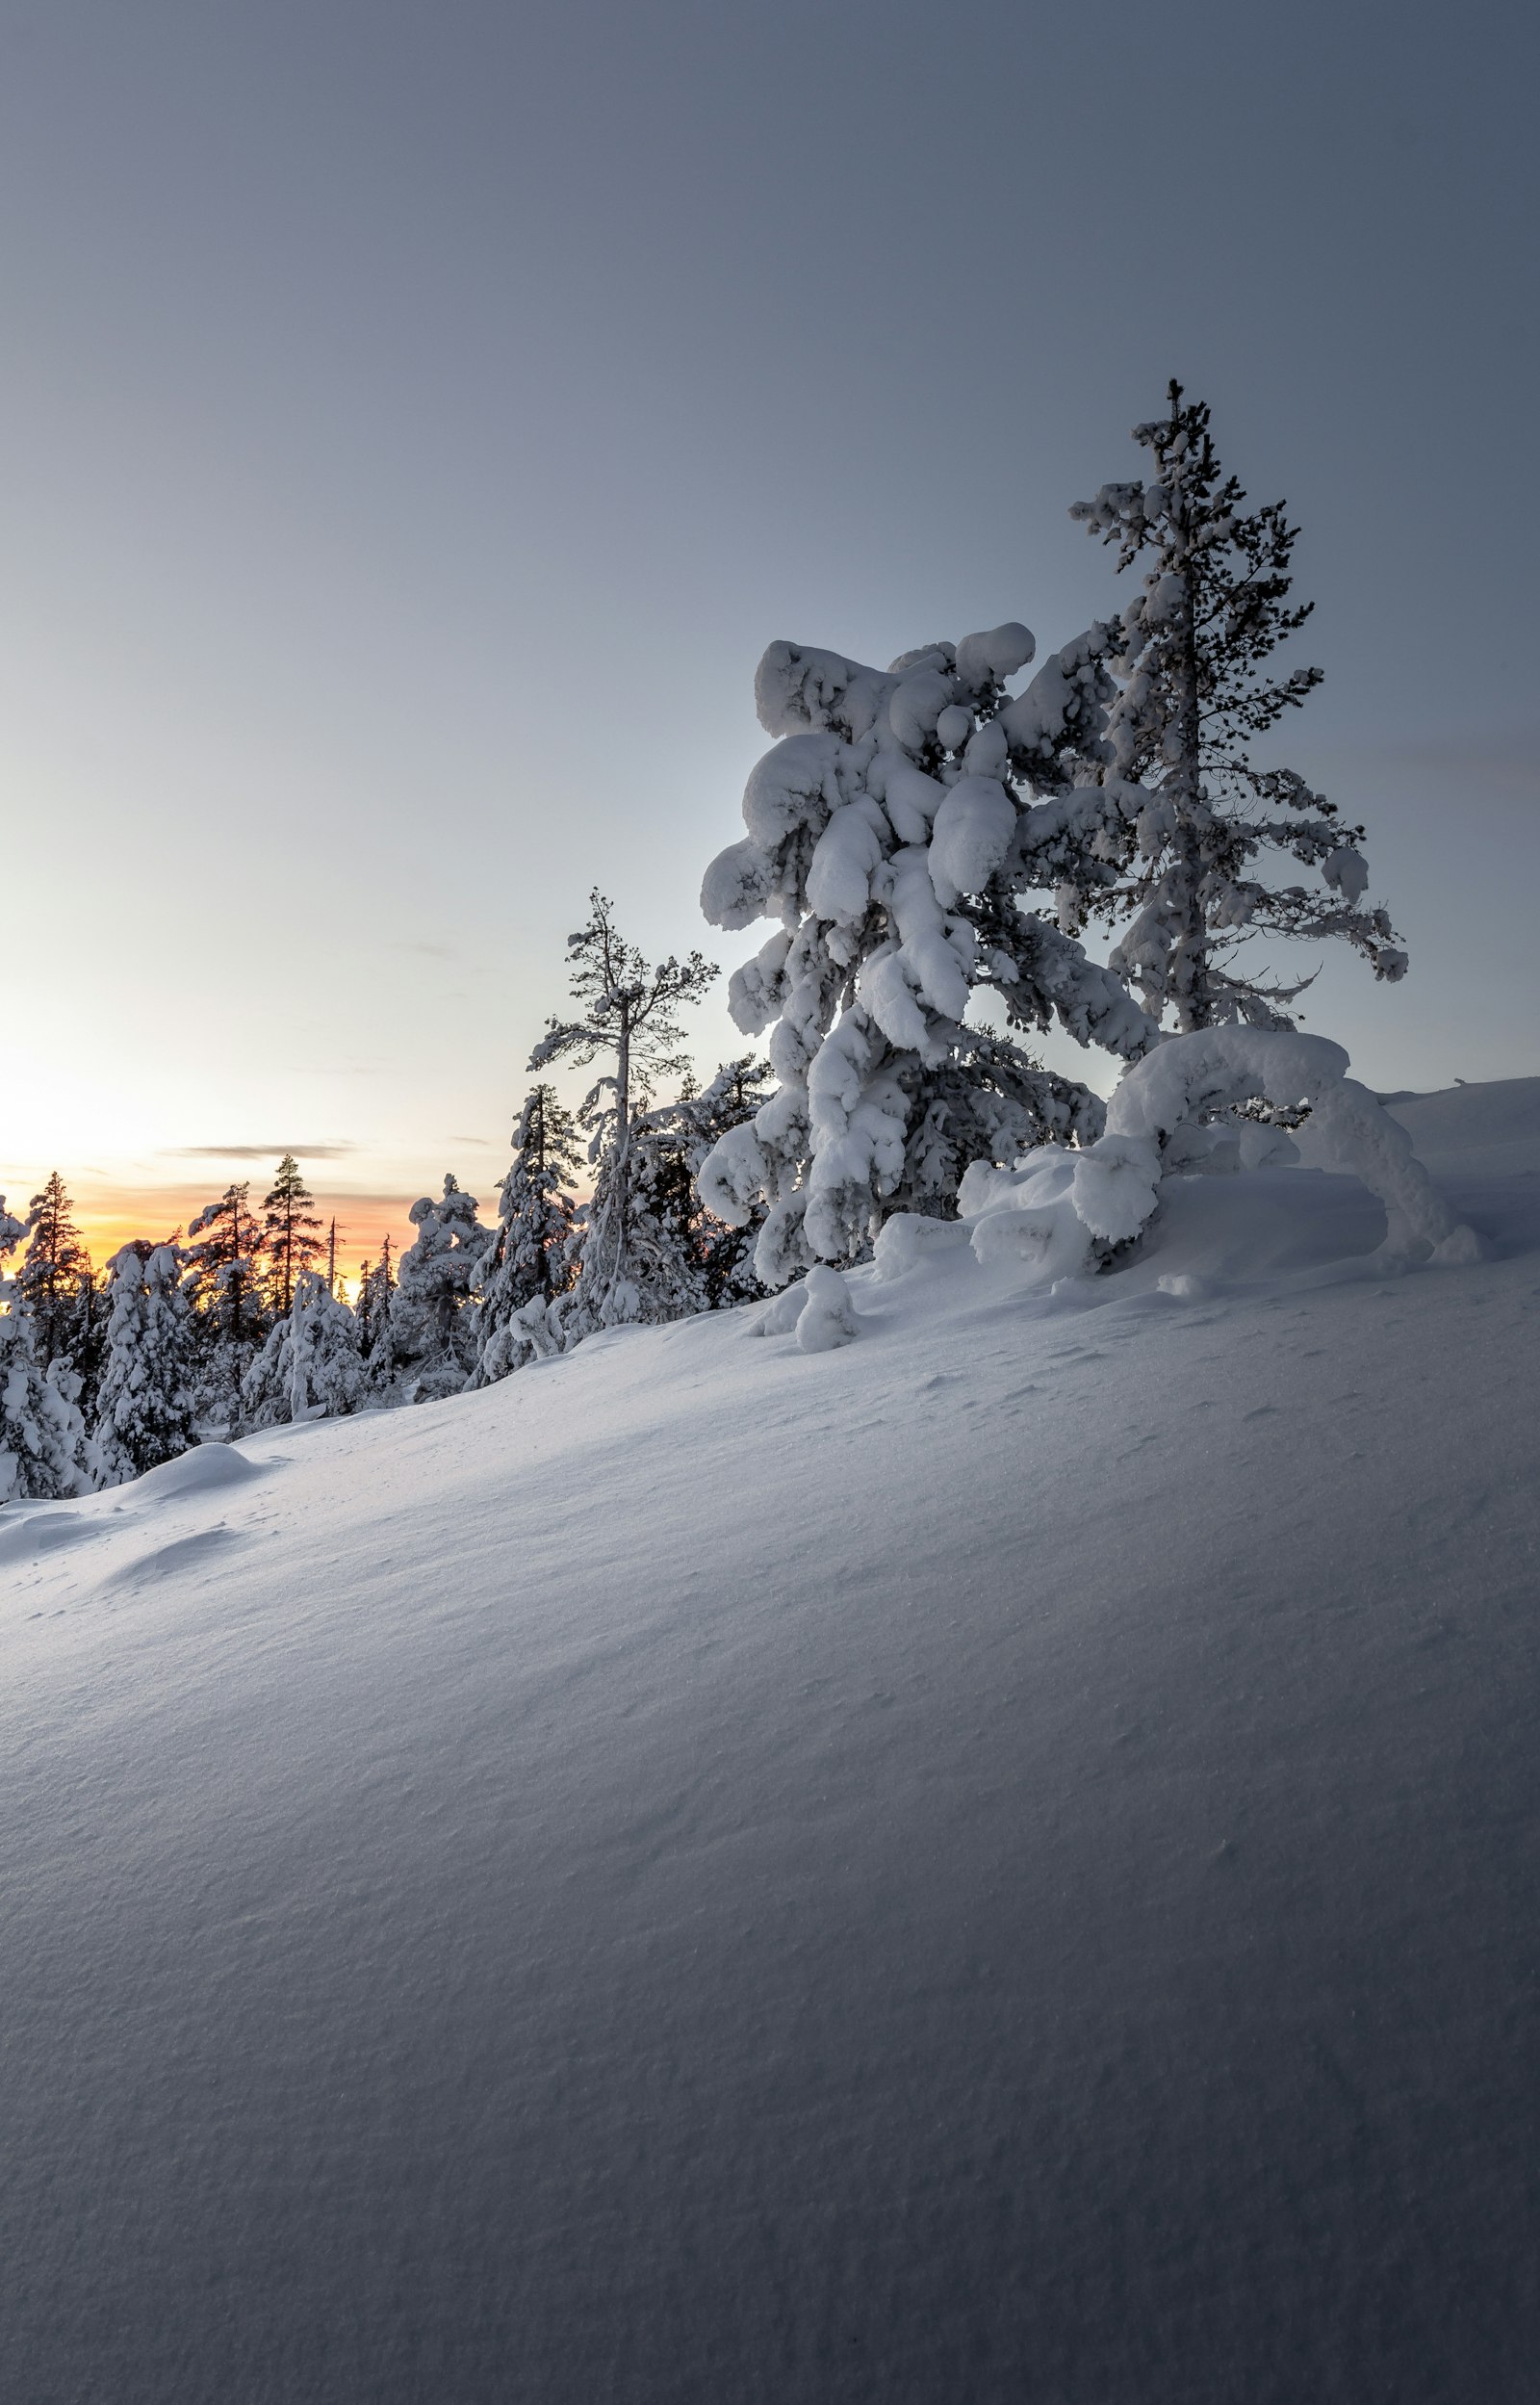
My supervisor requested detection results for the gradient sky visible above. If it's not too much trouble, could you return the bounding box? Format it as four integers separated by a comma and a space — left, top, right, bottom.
4, 0, 1536, 1270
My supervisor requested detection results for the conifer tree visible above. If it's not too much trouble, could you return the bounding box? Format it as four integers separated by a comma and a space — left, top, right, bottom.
1068, 383, 1407, 1029
470, 1085, 582, 1385
243, 1269, 365, 1427
185, 1180, 266, 1434
696, 627, 1152, 1281
357, 1235, 398, 1396
392, 1175, 487, 1400
259, 1154, 322, 1317
186, 1181, 263, 1339
631, 1057, 778, 1310
0, 1198, 95, 1503
531, 892, 717, 1335
18, 1174, 93, 1369
64, 1268, 107, 1427
93, 1241, 198, 1485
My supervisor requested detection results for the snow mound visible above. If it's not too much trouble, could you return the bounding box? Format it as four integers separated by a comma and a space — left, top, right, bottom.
951, 1027, 1481, 1300
2, 1081, 1538, 2402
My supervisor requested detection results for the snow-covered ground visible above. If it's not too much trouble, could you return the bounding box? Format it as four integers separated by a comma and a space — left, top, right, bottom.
4, 1080, 1538, 2403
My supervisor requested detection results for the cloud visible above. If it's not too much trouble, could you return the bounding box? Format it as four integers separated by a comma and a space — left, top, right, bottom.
389, 940, 458, 961
159, 1142, 362, 1161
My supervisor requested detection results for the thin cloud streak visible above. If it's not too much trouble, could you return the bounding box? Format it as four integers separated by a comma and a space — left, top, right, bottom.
159, 1143, 362, 1160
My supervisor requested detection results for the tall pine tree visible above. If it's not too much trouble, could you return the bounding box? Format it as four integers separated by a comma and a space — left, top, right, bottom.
259, 1155, 322, 1317
470, 1084, 582, 1384
530, 892, 717, 1335
1069, 382, 1406, 1029
185, 1180, 266, 1435
18, 1174, 93, 1370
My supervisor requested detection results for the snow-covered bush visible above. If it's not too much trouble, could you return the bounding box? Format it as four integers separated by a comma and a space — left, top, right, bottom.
698, 624, 1155, 1284
244, 1271, 366, 1426
956, 1026, 1478, 1280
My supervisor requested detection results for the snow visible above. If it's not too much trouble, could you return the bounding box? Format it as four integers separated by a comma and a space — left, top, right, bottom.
3, 1079, 1539, 2400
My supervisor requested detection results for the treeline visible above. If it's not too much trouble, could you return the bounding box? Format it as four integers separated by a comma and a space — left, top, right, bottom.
4, 387, 1410, 1505
1, 894, 769, 1502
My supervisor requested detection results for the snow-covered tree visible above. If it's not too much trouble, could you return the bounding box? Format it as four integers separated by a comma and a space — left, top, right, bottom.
1068, 382, 1406, 1029
629, 1057, 777, 1311
259, 1154, 322, 1317
531, 892, 717, 1336
187, 1182, 263, 1341
243, 1270, 365, 1427
355, 1236, 398, 1397
92, 1241, 198, 1485
469, 1085, 581, 1385
17, 1173, 93, 1369
697, 626, 1154, 1283
185, 1180, 266, 1435
392, 1175, 487, 1400
1, 1198, 95, 1504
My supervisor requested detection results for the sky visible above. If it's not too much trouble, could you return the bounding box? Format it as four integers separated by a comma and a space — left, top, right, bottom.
3, 0, 1536, 1272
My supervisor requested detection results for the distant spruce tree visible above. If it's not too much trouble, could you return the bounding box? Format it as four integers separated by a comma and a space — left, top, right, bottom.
470, 1084, 582, 1385
630, 1056, 778, 1312
186, 1182, 264, 1344
185, 1180, 267, 1433
530, 891, 716, 1336
357, 1235, 398, 1395
392, 1175, 488, 1400
259, 1154, 323, 1317
0, 1197, 95, 1503
18, 1173, 93, 1369
1069, 382, 1407, 1030
243, 1269, 365, 1427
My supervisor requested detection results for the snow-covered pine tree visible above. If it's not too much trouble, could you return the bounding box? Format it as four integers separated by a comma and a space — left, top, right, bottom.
0, 1198, 95, 1503
469, 1084, 581, 1385
92, 1240, 198, 1485
184, 1180, 266, 1435
392, 1175, 487, 1400
259, 1154, 323, 1317
356, 1235, 398, 1397
696, 626, 1154, 1283
244, 1270, 366, 1427
290, 1272, 365, 1417
1068, 382, 1407, 1029
530, 892, 717, 1336
17, 1173, 93, 1369
631, 1056, 777, 1310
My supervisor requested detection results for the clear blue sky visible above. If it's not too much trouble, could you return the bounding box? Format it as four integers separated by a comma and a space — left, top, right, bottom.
5, 0, 1536, 1237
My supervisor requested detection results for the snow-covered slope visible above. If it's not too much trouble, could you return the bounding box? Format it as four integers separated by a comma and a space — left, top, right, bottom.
4, 1080, 1539, 2403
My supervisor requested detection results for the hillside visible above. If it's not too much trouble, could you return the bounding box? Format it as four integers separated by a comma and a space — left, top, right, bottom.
3, 1079, 1538, 2403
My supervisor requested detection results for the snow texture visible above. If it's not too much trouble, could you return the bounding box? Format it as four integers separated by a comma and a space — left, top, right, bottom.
2, 1081, 1538, 2402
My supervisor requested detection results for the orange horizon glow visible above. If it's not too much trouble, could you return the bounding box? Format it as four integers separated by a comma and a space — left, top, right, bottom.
37, 1183, 426, 1305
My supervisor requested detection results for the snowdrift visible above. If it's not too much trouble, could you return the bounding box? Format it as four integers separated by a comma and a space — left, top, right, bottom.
3, 1079, 1539, 2403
